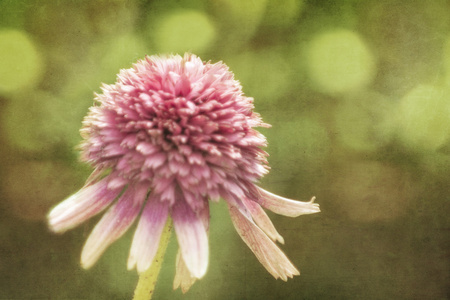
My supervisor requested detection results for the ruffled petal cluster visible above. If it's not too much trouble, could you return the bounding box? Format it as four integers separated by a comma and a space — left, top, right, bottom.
47, 53, 320, 292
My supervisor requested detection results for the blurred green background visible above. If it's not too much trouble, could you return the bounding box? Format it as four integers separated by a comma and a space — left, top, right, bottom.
1, 0, 449, 299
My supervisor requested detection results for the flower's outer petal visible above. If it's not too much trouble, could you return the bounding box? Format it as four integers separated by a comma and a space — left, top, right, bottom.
173, 250, 197, 293
173, 200, 210, 292
172, 198, 209, 279
47, 177, 120, 233
127, 194, 169, 273
83, 166, 107, 187
198, 198, 210, 230
242, 197, 285, 244
81, 185, 147, 269
256, 187, 320, 217
228, 204, 300, 281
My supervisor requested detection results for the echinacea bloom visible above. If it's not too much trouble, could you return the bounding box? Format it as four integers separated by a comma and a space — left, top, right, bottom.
48, 53, 320, 292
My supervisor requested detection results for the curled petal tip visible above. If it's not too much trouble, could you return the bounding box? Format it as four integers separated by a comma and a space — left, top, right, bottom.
256, 187, 321, 217
309, 196, 320, 212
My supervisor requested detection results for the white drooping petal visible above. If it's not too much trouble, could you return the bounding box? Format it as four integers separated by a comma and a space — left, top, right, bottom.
173, 201, 209, 292
47, 177, 120, 233
81, 185, 145, 269
127, 194, 169, 273
228, 204, 300, 281
256, 187, 320, 217
173, 250, 197, 293
242, 197, 285, 244
172, 199, 209, 279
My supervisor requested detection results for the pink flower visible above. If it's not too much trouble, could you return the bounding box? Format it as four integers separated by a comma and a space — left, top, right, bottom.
47, 53, 320, 291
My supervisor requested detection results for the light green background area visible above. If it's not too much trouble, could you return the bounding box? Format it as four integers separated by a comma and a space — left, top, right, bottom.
0, 1, 449, 299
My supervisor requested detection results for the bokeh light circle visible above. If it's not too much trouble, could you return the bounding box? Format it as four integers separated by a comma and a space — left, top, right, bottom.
153, 10, 216, 54
0, 29, 43, 93
305, 29, 376, 95
396, 84, 450, 152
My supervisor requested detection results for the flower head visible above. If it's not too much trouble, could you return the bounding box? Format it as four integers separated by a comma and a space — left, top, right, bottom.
48, 53, 320, 291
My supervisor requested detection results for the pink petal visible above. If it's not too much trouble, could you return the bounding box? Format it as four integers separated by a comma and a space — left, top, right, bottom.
222, 179, 246, 198
136, 141, 159, 155
173, 201, 209, 292
107, 175, 129, 190
256, 187, 320, 217
143, 152, 166, 169
47, 177, 120, 233
103, 143, 127, 157
198, 200, 210, 231
160, 183, 176, 203
81, 185, 145, 269
172, 199, 209, 279
242, 197, 285, 244
127, 194, 169, 273
83, 166, 107, 187
228, 204, 300, 281
181, 190, 206, 212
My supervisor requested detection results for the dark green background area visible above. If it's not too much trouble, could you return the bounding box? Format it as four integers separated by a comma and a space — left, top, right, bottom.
0, 1, 449, 299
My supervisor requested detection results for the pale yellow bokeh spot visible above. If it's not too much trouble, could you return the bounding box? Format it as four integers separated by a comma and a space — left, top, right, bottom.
0, 29, 43, 93
306, 29, 376, 94
396, 84, 450, 151
227, 50, 292, 101
154, 10, 216, 54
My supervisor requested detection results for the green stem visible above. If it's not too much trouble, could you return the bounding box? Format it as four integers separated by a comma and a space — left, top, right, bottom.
133, 218, 172, 300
